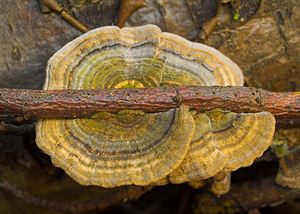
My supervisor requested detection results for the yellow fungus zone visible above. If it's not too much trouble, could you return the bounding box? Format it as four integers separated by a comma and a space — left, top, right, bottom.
114, 80, 145, 88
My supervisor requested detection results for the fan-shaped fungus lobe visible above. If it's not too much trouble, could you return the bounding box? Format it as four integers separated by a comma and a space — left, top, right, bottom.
169, 110, 275, 184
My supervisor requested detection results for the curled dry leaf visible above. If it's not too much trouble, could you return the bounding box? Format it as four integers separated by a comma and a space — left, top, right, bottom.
36, 25, 275, 188
117, 0, 146, 28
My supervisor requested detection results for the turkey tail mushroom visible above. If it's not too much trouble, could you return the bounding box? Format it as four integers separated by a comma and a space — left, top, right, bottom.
36, 25, 275, 189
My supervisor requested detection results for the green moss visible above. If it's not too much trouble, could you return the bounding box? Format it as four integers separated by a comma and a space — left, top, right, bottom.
233, 12, 240, 21
273, 143, 289, 158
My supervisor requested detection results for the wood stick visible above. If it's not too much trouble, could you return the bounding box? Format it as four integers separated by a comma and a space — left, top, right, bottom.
0, 86, 299, 121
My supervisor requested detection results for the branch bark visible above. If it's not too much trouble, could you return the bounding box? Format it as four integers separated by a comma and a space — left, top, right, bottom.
0, 86, 299, 122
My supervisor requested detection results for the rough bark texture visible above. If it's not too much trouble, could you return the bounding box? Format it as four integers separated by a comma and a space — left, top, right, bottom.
0, 86, 299, 120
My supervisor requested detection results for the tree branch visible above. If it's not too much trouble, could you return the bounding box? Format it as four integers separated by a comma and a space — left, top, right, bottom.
0, 86, 299, 122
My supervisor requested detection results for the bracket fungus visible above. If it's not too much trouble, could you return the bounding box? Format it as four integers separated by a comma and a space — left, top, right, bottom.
169, 110, 275, 184
36, 25, 275, 188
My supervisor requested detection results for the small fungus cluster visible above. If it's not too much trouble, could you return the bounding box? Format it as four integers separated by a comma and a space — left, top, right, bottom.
36, 25, 275, 192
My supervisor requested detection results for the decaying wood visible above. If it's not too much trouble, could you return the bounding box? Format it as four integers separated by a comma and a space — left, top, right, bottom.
0, 181, 151, 214
0, 86, 299, 121
195, 177, 300, 213
229, 177, 300, 210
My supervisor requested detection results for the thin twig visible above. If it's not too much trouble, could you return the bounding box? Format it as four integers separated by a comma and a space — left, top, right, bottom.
0, 86, 299, 121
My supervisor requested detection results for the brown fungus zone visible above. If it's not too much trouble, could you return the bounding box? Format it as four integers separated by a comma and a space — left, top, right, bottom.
36, 25, 275, 188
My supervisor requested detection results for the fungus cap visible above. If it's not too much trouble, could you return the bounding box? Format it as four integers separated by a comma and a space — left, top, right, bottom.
43, 25, 244, 90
